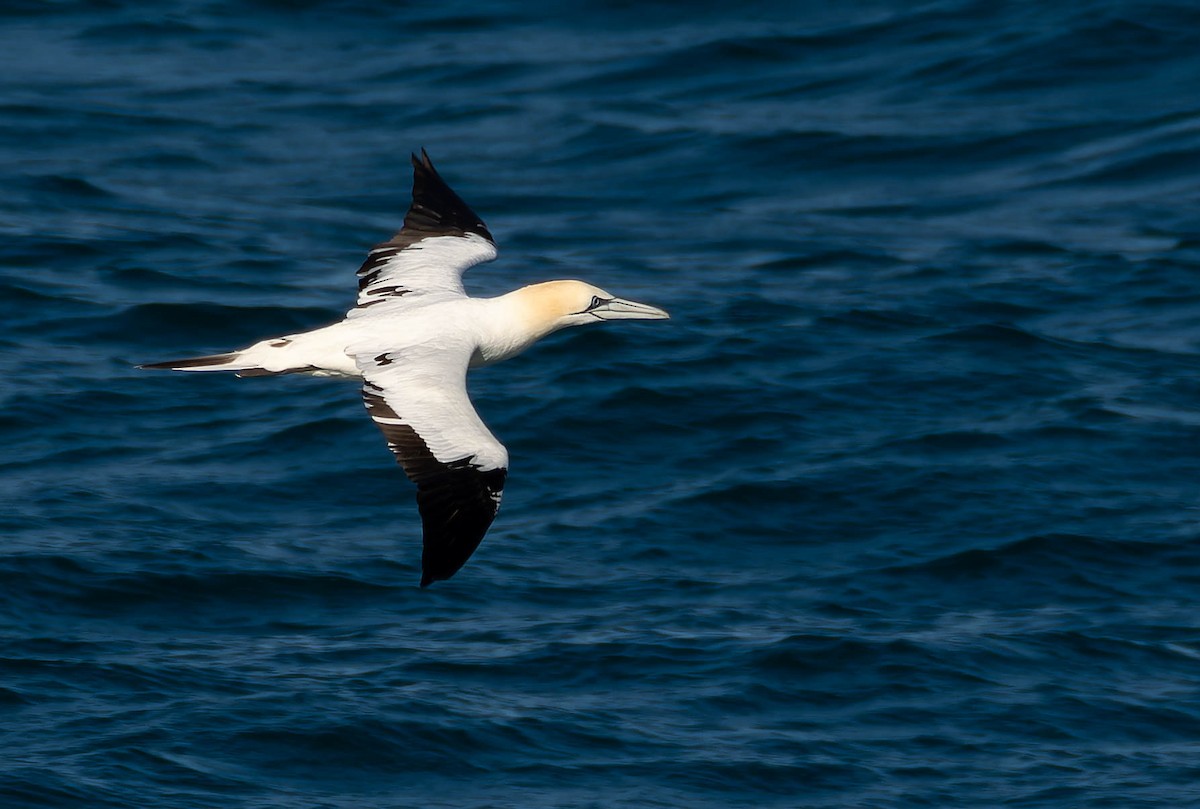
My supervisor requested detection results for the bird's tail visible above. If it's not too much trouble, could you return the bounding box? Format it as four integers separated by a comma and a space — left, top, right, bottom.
139, 347, 295, 378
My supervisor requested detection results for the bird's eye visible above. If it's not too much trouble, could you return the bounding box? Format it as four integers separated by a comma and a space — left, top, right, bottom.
588, 296, 604, 310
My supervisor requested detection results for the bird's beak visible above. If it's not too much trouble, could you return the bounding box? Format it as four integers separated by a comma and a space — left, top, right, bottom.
593, 297, 670, 321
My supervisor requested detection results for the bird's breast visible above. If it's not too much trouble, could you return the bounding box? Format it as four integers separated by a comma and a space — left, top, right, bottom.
470, 334, 534, 367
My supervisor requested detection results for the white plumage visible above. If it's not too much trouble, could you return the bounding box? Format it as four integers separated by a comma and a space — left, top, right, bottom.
142, 150, 668, 587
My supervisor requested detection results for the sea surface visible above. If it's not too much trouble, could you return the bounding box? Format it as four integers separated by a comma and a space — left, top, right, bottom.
4, 1, 1200, 806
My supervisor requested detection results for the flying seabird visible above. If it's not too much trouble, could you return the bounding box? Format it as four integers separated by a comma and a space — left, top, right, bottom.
141, 150, 669, 587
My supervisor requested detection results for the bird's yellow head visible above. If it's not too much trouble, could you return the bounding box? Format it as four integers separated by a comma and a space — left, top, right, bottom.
516, 280, 670, 335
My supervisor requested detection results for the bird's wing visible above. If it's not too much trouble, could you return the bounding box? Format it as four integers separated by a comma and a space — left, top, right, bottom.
356, 344, 508, 587
354, 150, 498, 310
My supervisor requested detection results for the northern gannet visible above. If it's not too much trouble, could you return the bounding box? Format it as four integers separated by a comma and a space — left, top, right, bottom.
141, 150, 669, 587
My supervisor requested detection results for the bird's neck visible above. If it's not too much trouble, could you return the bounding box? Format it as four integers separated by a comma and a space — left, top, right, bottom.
472, 284, 568, 367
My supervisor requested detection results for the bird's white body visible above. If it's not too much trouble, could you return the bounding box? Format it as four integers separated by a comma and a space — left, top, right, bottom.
142, 153, 667, 587
230, 281, 570, 380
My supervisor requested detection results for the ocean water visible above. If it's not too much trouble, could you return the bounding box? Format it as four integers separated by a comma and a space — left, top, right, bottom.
4, 1, 1200, 806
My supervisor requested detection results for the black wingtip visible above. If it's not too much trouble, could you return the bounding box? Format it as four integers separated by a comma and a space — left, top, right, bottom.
419, 572, 436, 588
411, 147, 437, 176
397, 148, 493, 245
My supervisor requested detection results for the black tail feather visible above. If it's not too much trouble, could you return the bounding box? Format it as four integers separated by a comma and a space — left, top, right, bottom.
138, 353, 238, 371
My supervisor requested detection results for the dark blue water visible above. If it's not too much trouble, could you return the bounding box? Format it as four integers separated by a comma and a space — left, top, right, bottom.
4, 1, 1200, 806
